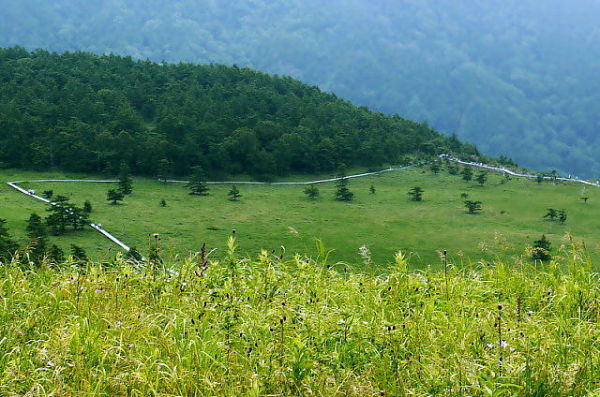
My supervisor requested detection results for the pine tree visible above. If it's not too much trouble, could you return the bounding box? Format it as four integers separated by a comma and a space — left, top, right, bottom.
26, 213, 47, 239
118, 162, 133, 195
430, 161, 441, 174
83, 200, 93, 214
464, 200, 483, 214
476, 171, 488, 186
157, 159, 171, 183
461, 166, 473, 182
304, 184, 320, 199
0, 219, 18, 264
334, 178, 354, 201
558, 210, 567, 224
188, 167, 210, 196
536, 175, 544, 184
408, 187, 424, 201
370, 184, 376, 194
47, 244, 65, 264
107, 189, 124, 205
160, 199, 167, 207
45, 195, 71, 235
544, 208, 558, 221
70, 244, 88, 264
532, 235, 552, 261
43, 190, 54, 199
228, 185, 242, 201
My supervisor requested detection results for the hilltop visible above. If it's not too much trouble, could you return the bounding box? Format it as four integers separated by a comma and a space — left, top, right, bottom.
0, 48, 476, 178
1, 1, 599, 176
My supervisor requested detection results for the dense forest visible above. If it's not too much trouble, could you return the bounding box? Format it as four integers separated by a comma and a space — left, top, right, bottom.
0, 48, 476, 177
0, 0, 598, 176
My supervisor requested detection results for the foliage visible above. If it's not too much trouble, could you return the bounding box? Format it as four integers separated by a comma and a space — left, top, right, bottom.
369, 184, 376, 194
334, 178, 353, 202
0, 219, 18, 263
0, 244, 598, 395
45, 195, 88, 235
476, 171, 488, 186
531, 235, 552, 261
461, 166, 473, 182
187, 167, 210, 196
408, 186, 424, 202
117, 162, 133, 195
303, 184, 319, 200
464, 200, 483, 214
0, 48, 476, 178
228, 185, 242, 201
106, 189, 124, 205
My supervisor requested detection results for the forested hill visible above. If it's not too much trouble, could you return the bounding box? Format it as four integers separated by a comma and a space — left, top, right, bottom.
0, 48, 476, 177
0, 0, 599, 177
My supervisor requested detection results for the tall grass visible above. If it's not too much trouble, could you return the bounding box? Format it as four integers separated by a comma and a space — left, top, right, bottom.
0, 240, 598, 396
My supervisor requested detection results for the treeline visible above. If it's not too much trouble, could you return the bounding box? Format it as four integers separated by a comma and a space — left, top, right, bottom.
0, 48, 477, 178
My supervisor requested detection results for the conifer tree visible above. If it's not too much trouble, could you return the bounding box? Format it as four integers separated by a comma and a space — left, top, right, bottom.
304, 184, 320, 199
228, 185, 242, 201
70, 244, 88, 264
532, 235, 552, 261
188, 166, 210, 196
26, 213, 47, 239
461, 166, 473, 182
464, 200, 483, 214
107, 189, 124, 205
83, 200, 93, 214
370, 184, 376, 194
476, 171, 488, 186
0, 219, 18, 263
334, 178, 354, 201
408, 186, 424, 201
118, 162, 133, 195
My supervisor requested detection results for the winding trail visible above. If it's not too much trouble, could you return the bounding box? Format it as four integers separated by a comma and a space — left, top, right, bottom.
6, 157, 598, 254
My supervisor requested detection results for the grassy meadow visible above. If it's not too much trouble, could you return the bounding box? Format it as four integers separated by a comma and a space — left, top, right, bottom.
2, 165, 600, 270
0, 243, 598, 395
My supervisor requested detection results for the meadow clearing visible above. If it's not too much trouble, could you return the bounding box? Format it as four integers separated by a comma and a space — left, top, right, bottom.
2, 165, 600, 271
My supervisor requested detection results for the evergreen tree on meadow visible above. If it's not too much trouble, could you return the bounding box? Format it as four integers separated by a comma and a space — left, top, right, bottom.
26, 213, 48, 265
448, 164, 459, 175
464, 200, 482, 214
26, 213, 47, 239
107, 189, 124, 205
536, 175, 544, 184
0, 219, 18, 263
118, 162, 133, 195
83, 200, 93, 214
157, 159, 171, 183
228, 185, 242, 201
532, 235, 552, 261
430, 161, 441, 174
558, 210, 567, 224
188, 166, 210, 196
43, 190, 54, 199
334, 178, 354, 202
461, 166, 473, 182
160, 199, 167, 207
476, 171, 488, 186
70, 244, 88, 264
408, 187, 424, 202
544, 208, 558, 221
46, 195, 71, 235
47, 244, 65, 264
304, 184, 320, 200
370, 184, 376, 194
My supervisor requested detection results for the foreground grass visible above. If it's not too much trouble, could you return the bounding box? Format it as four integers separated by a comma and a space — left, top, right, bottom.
1, 239, 598, 396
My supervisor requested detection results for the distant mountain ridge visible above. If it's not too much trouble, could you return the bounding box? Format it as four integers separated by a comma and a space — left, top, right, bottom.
0, 0, 598, 176
0, 48, 476, 177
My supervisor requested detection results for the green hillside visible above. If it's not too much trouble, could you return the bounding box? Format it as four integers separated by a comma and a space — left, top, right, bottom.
3, 164, 599, 270
1, 1, 599, 176
0, 48, 475, 178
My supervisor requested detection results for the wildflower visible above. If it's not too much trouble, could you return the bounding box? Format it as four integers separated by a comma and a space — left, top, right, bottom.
500, 340, 509, 349
527, 311, 534, 316
116, 321, 124, 327
95, 289, 103, 294
486, 343, 495, 349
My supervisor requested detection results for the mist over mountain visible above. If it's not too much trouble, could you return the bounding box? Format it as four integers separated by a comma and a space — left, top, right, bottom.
1, 0, 599, 176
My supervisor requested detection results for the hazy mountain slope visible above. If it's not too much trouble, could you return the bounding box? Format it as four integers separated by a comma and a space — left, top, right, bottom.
0, 49, 474, 176
1, 0, 599, 176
